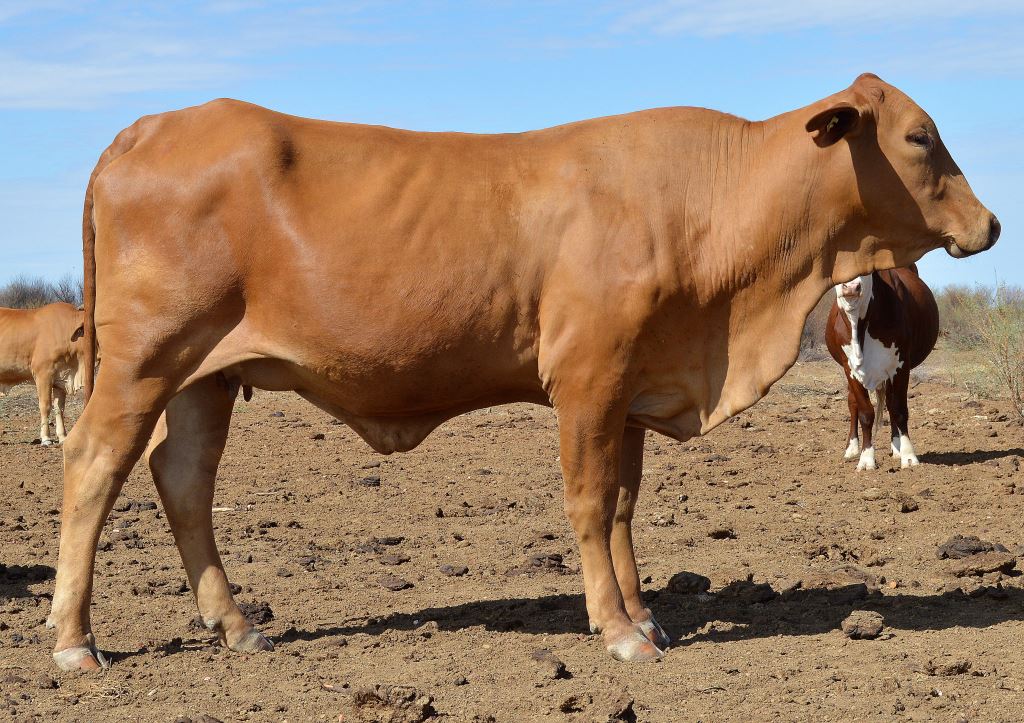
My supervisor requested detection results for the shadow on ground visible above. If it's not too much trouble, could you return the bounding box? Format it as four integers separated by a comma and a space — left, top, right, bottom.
0, 563, 55, 599
264, 576, 1024, 650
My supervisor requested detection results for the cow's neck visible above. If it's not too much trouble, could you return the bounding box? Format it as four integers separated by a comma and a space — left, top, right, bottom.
664, 111, 874, 430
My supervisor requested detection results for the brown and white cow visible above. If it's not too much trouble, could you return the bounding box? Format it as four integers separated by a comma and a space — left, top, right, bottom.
825, 266, 939, 470
0, 302, 86, 445
47, 73, 997, 671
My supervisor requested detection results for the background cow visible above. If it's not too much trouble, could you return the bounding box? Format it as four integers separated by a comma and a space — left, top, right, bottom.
0, 302, 86, 445
825, 266, 939, 470
47, 73, 997, 671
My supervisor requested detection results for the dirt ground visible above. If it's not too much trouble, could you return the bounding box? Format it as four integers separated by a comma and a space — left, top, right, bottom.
2, 348, 1023, 722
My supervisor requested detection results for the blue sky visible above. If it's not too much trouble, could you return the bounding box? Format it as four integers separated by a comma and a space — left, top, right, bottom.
1, 1, 1021, 288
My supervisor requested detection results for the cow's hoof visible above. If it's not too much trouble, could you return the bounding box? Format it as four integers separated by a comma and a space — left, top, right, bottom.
53, 636, 109, 671
229, 628, 274, 653
606, 630, 664, 662
856, 448, 877, 471
901, 455, 920, 469
40, 439, 54, 447
637, 617, 671, 650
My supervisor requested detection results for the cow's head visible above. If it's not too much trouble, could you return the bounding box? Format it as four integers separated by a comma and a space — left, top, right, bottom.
805, 73, 999, 282
835, 274, 873, 320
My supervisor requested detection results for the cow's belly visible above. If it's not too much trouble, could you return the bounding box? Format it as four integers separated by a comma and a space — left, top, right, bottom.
221, 353, 548, 454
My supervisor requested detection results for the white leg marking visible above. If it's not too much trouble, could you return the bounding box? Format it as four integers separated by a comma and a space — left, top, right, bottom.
899, 433, 919, 468
54, 398, 67, 442
857, 446, 877, 471
844, 438, 861, 460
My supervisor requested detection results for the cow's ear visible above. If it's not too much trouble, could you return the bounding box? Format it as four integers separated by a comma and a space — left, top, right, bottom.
71, 324, 84, 342
805, 104, 862, 147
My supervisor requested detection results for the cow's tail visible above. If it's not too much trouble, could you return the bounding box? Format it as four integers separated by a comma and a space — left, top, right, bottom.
81, 122, 142, 403
871, 382, 888, 439
81, 174, 97, 402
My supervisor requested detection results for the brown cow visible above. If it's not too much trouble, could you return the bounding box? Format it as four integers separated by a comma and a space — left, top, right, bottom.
825, 266, 939, 470
48, 73, 998, 671
0, 303, 86, 445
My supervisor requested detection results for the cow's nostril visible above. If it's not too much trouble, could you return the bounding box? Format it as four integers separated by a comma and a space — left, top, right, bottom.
988, 215, 1001, 246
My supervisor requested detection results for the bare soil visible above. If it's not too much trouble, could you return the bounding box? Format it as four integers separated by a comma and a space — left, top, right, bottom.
2, 350, 1023, 722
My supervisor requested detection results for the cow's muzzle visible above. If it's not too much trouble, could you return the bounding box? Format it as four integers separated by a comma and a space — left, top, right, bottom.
946, 214, 1000, 258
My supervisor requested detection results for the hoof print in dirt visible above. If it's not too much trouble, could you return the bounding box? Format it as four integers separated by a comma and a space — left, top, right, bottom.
346, 684, 435, 723
937, 534, 1009, 560
379, 574, 413, 591
238, 601, 274, 626
439, 563, 469, 577
667, 571, 712, 595
925, 657, 972, 676
531, 648, 570, 680
841, 610, 884, 639
559, 691, 636, 721
949, 551, 1016, 578
359, 475, 382, 487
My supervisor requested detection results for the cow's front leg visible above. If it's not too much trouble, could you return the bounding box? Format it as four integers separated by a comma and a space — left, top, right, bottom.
887, 371, 919, 468
558, 404, 664, 662
850, 379, 876, 470
610, 425, 670, 649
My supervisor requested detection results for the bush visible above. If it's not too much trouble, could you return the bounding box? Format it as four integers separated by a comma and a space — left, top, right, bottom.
948, 283, 1024, 421
800, 290, 835, 359
0, 273, 83, 309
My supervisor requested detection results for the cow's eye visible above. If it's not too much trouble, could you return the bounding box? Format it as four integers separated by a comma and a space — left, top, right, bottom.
906, 130, 933, 149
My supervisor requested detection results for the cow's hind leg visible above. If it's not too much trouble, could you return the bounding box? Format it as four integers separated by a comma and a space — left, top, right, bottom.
50, 363, 173, 671
146, 375, 273, 654
609, 425, 670, 649
558, 403, 663, 662
887, 370, 919, 468
34, 373, 54, 445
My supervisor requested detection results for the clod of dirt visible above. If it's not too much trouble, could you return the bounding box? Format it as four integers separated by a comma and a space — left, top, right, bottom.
379, 574, 413, 591
505, 553, 569, 576
175, 716, 224, 723
238, 601, 274, 625
373, 536, 405, 546
667, 571, 712, 595
890, 492, 919, 513
439, 564, 468, 577
949, 552, 1016, 577
841, 610, 884, 639
717, 578, 777, 604
531, 648, 570, 680
114, 500, 158, 513
708, 526, 737, 540
379, 553, 410, 566
359, 475, 382, 487
937, 535, 1009, 560
347, 684, 435, 723
311, 433, 326, 440
859, 487, 885, 501
925, 657, 972, 676
269, 411, 285, 417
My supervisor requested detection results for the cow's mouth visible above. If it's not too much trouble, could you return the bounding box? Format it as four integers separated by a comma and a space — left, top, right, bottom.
945, 239, 976, 259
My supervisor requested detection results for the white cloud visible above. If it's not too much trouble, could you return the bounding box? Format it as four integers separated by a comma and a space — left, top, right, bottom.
0, 2, 401, 109
610, 0, 1024, 37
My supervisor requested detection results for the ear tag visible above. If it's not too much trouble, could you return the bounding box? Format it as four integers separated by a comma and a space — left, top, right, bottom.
826, 115, 839, 133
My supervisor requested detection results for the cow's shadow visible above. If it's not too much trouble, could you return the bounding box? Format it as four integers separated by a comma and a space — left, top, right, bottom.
0, 563, 55, 599
919, 448, 1024, 466
270, 576, 1024, 649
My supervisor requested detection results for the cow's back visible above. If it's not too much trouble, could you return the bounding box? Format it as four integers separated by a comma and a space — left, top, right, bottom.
877, 267, 939, 370
0, 303, 84, 388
